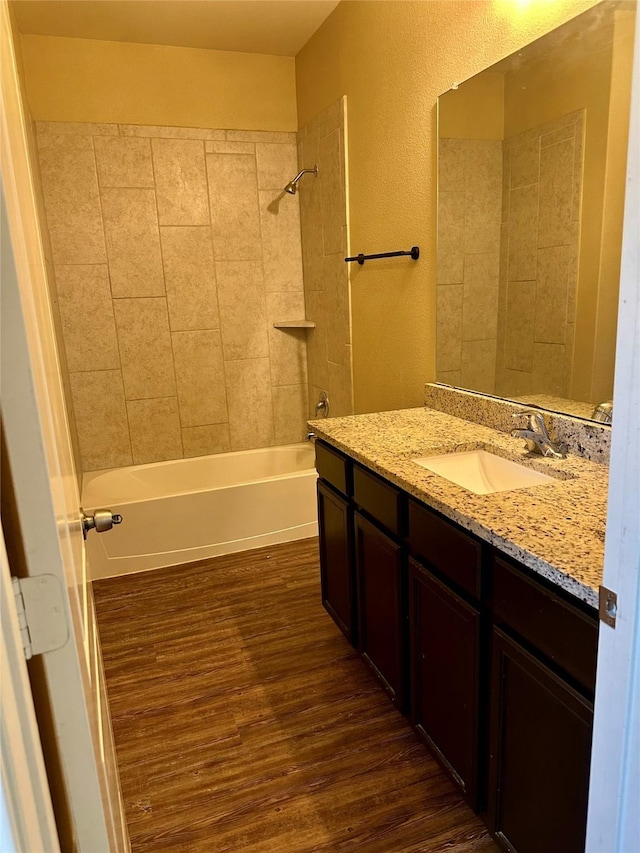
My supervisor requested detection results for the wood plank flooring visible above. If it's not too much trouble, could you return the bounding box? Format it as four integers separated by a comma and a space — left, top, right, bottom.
93, 538, 498, 853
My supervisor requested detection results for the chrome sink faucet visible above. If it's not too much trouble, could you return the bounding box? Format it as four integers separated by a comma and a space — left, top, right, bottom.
511, 409, 566, 459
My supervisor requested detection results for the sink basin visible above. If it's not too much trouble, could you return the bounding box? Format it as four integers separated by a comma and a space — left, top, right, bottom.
412, 449, 556, 495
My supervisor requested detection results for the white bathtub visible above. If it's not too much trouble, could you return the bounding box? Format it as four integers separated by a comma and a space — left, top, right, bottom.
81, 443, 318, 579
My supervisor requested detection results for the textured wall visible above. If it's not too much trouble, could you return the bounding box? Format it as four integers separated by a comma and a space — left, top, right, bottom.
36, 121, 307, 471
298, 97, 353, 418
295, 0, 598, 414
20, 34, 297, 131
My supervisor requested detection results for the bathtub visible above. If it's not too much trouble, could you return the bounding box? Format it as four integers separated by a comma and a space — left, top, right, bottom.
81, 443, 318, 580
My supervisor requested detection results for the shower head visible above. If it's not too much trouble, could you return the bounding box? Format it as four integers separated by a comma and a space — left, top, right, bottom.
284, 165, 318, 195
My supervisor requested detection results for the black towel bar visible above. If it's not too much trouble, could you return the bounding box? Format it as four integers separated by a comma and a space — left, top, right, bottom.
344, 246, 420, 265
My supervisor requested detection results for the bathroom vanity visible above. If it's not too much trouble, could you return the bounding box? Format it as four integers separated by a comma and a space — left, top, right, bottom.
311, 406, 606, 853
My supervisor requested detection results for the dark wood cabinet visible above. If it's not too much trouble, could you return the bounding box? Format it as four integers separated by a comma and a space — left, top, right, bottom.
314, 442, 598, 852
409, 557, 481, 807
488, 628, 593, 853
317, 479, 356, 645
355, 511, 406, 710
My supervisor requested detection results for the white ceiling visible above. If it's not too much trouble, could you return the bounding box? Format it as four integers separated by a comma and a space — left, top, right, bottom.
11, 0, 340, 57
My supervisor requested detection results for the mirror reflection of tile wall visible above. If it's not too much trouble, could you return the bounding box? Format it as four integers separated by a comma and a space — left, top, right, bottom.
437, 111, 584, 401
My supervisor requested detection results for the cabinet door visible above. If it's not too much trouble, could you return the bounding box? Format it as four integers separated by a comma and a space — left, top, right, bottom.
409, 557, 481, 807
355, 511, 406, 710
317, 479, 356, 645
489, 628, 593, 853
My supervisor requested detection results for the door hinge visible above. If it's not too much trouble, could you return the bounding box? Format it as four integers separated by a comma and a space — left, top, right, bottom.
12, 575, 69, 660
599, 584, 618, 629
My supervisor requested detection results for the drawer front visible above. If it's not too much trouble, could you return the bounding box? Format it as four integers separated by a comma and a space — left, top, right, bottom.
492, 556, 598, 694
315, 440, 351, 498
408, 499, 481, 599
353, 464, 403, 537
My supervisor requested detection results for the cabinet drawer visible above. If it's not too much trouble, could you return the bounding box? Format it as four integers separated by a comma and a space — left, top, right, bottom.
315, 440, 351, 498
408, 499, 481, 599
492, 556, 598, 694
353, 464, 403, 537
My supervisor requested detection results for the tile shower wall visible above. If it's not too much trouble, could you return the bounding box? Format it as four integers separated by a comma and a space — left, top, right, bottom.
437, 139, 502, 392
436, 110, 584, 400
496, 110, 584, 399
36, 121, 307, 471
297, 97, 353, 418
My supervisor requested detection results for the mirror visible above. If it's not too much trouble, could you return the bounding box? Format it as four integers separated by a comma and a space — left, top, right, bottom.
436, 1, 636, 422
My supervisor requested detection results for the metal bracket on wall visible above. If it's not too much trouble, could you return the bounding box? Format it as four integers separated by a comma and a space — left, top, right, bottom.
599, 585, 618, 628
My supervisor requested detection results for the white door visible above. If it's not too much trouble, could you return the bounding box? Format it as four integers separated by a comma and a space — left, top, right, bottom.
0, 4, 128, 850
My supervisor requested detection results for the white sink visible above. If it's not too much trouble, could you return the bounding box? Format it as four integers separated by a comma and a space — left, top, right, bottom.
412, 449, 556, 495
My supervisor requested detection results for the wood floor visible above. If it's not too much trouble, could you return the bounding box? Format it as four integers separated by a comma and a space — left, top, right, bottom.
93, 538, 498, 853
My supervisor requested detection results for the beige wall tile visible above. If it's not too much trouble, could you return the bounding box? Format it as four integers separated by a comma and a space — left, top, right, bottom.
324, 252, 350, 365
538, 138, 574, 248
256, 143, 299, 190
226, 130, 296, 144
266, 291, 308, 387
320, 129, 346, 255
36, 134, 94, 150
113, 297, 176, 399
216, 260, 268, 360
461, 339, 497, 395
532, 342, 566, 396
505, 280, 536, 372
438, 139, 465, 192
56, 265, 120, 372
160, 226, 219, 331
508, 184, 538, 281
206, 153, 261, 260
501, 369, 533, 397
205, 141, 254, 155
127, 398, 182, 464
509, 137, 540, 189
101, 188, 165, 297
327, 360, 353, 417
299, 141, 324, 291
121, 125, 225, 140
182, 424, 231, 458
273, 385, 308, 444
534, 245, 570, 344
38, 147, 107, 265
464, 140, 502, 255
224, 358, 275, 450
69, 370, 132, 470
259, 190, 304, 291
172, 330, 228, 426
152, 139, 210, 226
94, 137, 154, 188
269, 327, 307, 387
437, 191, 465, 284
436, 370, 462, 386
304, 290, 329, 389
437, 285, 463, 373
462, 252, 499, 342
37, 121, 117, 136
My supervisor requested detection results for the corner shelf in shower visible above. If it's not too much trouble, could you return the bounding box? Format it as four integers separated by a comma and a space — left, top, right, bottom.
273, 320, 316, 329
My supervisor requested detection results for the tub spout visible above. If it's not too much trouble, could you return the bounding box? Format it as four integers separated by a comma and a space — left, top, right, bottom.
306, 432, 316, 441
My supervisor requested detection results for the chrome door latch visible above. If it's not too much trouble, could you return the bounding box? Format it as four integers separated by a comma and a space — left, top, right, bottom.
80, 508, 123, 539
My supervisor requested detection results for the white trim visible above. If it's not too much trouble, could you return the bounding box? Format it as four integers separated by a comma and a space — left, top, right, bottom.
0, 528, 60, 853
586, 12, 640, 853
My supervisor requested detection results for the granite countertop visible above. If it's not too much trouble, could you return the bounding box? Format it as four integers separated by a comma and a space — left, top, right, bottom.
309, 407, 609, 609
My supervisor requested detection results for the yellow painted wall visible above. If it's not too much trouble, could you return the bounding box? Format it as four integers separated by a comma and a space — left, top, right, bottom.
438, 72, 504, 140
504, 12, 613, 402
296, 0, 600, 414
20, 34, 297, 130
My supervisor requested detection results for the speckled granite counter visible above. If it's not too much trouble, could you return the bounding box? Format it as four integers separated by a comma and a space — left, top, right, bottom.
309, 407, 609, 609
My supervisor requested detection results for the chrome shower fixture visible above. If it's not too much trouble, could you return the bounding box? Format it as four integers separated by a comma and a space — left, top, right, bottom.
284, 164, 318, 194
